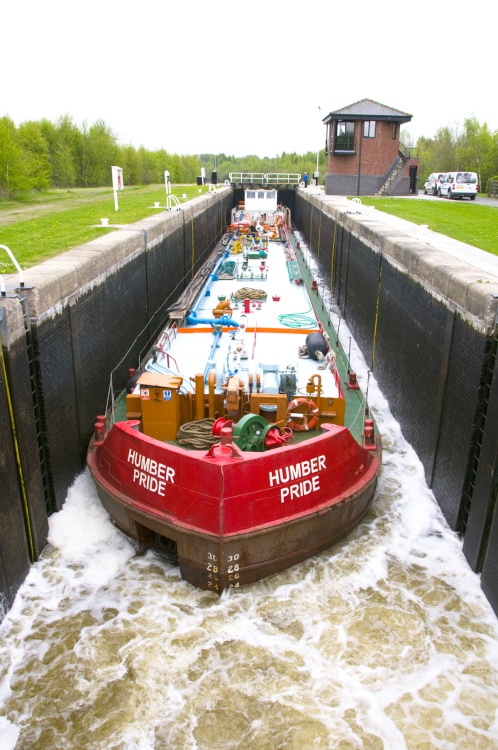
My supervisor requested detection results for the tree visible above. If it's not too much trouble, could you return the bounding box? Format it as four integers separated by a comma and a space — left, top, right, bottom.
400, 128, 415, 148
165, 153, 183, 184
85, 120, 119, 186
431, 126, 458, 172
415, 135, 436, 182
119, 145, 143, 185
456, 117, 494, 191
137, 146, 158, 184
181, 155, 198, 183
0, 116, 30, 196
17, 121, 51, 191
50, 115, 80, 189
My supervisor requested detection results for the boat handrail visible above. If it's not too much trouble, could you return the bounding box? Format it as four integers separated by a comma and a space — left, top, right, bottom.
156, 323, 178, 353
154, 344, 180, 373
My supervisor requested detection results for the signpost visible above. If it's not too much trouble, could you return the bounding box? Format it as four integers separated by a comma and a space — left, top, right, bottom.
111, 166, 124, 211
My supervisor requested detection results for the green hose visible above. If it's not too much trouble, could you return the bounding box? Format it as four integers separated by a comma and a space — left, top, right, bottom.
278, 312, 317, 328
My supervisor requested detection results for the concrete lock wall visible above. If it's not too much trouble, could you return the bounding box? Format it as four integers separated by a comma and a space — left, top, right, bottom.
0, 188, 233, 619
294, 191, 498, 615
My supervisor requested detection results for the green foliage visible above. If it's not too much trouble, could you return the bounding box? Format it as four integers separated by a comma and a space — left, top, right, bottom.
51, 115, 81, 189
2, 110, 498, 197
17, 121, 51, 191
0, 116, 33, 196
416, 118, 498, 191
84, 120, 120, 186
198, 150, 327, 183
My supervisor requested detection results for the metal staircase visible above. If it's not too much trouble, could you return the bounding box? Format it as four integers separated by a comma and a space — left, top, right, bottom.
376, 156, 410, 196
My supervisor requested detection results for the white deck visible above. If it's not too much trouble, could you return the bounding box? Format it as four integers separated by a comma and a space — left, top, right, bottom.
145, 235, 339, 399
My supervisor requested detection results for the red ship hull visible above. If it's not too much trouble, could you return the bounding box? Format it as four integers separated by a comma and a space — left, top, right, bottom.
87, 420, 381, 593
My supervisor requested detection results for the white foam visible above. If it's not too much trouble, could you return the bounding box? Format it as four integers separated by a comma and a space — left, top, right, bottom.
0, 716, 20, 750
47, 471, 135, 589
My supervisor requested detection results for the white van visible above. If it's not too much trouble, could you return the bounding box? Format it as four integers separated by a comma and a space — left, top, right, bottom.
423, 173, 446, 196
438, 171, 478, 200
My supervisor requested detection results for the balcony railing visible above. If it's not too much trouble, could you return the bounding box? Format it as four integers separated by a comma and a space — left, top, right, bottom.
399, 142, 418, 159
333, 135, 356, 154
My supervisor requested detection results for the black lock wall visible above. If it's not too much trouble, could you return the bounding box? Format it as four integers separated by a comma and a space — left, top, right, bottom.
0, 347, 32, 621
295, 190, 498, 614
0, 299, 49, 619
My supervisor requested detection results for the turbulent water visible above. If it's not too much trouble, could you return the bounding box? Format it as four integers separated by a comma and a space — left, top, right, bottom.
1, 244, 498, 749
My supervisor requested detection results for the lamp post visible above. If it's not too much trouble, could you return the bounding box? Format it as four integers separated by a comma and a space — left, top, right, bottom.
313, 106, 322, 187
315, 106, 322, 187
356, 123, 363, 196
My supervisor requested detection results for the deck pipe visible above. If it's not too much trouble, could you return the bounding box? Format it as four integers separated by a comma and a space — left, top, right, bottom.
204, 329, 223, 383
186, 312, 239, 328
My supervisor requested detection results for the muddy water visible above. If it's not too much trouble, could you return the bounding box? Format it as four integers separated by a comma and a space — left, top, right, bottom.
1, 278, 498, 749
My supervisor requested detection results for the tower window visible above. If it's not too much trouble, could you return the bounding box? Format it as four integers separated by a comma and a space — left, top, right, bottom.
363, 121, 376, 138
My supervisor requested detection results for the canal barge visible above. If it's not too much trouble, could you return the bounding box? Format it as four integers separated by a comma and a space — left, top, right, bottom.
87, 188, 382, 593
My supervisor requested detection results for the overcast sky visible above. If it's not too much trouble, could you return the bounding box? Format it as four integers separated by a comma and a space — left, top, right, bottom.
3, 1, 496, 158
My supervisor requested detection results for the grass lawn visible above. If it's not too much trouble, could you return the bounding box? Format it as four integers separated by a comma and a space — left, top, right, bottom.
359, 196, 498, 256
1, 187, 497, 273
0, 185, 212, 273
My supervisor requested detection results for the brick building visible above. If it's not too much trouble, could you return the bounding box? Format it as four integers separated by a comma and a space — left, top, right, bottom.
322, 99, 419, 196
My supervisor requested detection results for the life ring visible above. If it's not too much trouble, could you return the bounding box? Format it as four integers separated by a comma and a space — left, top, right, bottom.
286, 397, 320, 431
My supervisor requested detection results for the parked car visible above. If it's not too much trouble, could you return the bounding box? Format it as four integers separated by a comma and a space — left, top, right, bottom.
423, 173, 446, 196
438, 172, 478, 200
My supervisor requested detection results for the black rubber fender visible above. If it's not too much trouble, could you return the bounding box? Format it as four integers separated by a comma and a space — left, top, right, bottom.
305, 332, 328, 359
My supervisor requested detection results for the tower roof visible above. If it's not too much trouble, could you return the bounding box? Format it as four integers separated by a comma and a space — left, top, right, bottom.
323, 98, 412, 124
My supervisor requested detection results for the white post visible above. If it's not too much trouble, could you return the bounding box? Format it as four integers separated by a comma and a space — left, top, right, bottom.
111, 166, 123, 211
165, 170, 171, 196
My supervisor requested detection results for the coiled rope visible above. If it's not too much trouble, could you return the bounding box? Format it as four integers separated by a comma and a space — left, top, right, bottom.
176, 418, 218, 450
232, 287, 267, 300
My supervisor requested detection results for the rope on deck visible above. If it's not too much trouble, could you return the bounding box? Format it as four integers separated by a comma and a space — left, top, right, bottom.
232, 287, 267, 300
176, 418, 218, 449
